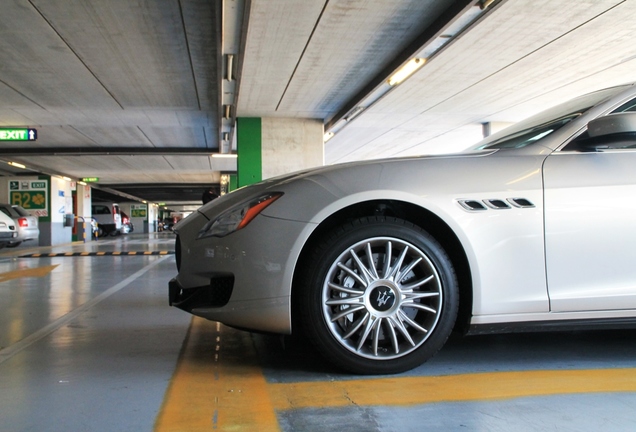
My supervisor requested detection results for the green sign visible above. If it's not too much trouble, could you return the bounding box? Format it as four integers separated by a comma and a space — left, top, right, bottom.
131, 208, 147, 218
10, 190, 47, 210
0, 128, 37, 141
131, 204, 147, 218
81, 177, 99, 182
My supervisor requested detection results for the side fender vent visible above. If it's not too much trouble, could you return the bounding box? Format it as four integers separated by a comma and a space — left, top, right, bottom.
484, 199, 511, 209
458, 200, 488, 211
457, 197, 535, 212
508, 198, 535, 208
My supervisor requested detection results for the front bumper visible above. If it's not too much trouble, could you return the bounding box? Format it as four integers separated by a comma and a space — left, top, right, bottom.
169, 275, 234, 310
169, 212, 315, 334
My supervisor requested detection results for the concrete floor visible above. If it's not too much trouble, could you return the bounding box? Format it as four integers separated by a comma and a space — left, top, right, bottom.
2, 233, 636, 431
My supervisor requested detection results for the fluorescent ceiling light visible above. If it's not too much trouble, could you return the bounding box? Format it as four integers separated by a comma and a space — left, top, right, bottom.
226, 54, 234, 81
387, 58, 426, 86
212, 153, 237, 158
323, 132, 334, 142
8, 161, 26, 169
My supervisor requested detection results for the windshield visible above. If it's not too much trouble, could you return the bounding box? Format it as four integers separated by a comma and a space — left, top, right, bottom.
473, 85, 631, 150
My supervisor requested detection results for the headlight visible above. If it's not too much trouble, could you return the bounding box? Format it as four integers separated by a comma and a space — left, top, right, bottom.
197, 192, 283, 239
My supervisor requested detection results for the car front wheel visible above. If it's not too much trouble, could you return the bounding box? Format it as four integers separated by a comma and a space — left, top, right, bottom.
299, 216, 458, 374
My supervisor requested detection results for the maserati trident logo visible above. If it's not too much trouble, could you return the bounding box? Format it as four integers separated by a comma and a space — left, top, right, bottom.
377, 290, 392, 307
371, 287, 395, 311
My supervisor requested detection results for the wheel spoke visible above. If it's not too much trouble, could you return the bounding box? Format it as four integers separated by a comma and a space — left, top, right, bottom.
357, 316, 377, 351
403, 290, 439, 301
396, 256, 422, 283
349, 248, 375, 285
398, 309, 427, 333
381, 241, 393, 279
342, 312, 369, 339
385, 319, 400, 354
365, 243, 379, 279
336, 262, 367, 287
401, 274, 435, 291
388, 246, 409, 280
389, 315, 416, 347
403, 302, 437, 314
328, 281, 364, 295
372, 317, 383, 356
325, 295, 364, 307
330, 305, 366, 322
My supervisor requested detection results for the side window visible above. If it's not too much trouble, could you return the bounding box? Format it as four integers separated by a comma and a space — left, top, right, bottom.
93, 205, 111, 215
564, 130, 636, 152
612, 97, 636, 113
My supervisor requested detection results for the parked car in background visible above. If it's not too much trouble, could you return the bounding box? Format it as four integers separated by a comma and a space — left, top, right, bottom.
91, 202, 122, 236
0, 209, 18, 249
162, 217, 176, 231
121, 211, 134, 234
0, 204, 39, 247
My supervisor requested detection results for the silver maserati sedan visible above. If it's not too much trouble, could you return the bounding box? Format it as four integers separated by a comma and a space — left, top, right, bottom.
170, 83, 636, 374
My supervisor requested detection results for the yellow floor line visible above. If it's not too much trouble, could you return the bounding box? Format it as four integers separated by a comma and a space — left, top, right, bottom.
157, 318, 636, 429
269, 368, 636, 410
154, 317, 280, 432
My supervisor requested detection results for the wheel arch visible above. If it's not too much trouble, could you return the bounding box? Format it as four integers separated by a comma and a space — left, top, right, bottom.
291, 199, 473, 335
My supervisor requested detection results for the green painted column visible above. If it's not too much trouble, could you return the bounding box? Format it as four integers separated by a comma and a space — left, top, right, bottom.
236, 117, 262, 187
229, 174, 238, 192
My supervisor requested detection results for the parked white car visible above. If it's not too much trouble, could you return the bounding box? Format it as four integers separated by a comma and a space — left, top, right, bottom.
170, 83, 636, 374
0, 209, 18, 249
91, 202, 122, 236
0, 204, 39, 247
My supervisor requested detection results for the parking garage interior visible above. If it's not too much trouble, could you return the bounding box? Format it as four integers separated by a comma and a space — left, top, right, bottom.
2, 0, 636, 431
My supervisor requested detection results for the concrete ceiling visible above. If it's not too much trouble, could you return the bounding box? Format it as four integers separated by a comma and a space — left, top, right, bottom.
1, 0, 635, 210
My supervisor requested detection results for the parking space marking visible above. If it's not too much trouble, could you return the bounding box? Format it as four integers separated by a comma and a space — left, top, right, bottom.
20, 251, 174, 258
268, 368, 636, 410
155, 318, 280, 432
158, 322, 636, 431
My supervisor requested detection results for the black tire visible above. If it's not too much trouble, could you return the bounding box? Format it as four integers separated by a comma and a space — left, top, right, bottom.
298, 216, 459, 374
6, 241, 22, 248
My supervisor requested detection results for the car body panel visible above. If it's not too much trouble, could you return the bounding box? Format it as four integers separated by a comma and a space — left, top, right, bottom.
544, 150, 636, 311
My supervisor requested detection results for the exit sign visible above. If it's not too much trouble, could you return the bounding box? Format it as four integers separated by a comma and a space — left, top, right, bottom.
0, 128, 37, 141
81, 177, 99, 182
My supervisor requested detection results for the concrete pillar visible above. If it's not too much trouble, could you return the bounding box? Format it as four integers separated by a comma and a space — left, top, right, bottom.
481, 121, 515, 138
74, 183, 93, 242
236, 117, 324, 187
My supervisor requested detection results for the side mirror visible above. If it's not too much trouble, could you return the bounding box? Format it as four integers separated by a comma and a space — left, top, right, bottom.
576, 113, 636, 151
588, 112, 636, 137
